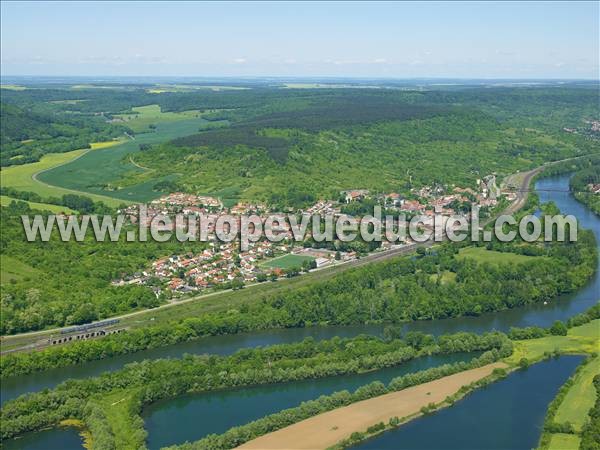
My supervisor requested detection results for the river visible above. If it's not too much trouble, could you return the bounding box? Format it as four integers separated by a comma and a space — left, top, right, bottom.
143, 352, 480, 450
2, 173, 598, 449
352, 355, 584, 450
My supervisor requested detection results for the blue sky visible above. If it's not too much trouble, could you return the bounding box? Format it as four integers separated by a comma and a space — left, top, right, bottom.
1, 1, 598, 78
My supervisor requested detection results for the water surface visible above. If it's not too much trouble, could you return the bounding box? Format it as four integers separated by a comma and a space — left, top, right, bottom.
353, 355, 584, 450
143, 352, 479, 450
2, 427, 83, 450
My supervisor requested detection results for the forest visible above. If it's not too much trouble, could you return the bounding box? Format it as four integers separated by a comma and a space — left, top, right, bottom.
0, 102, 127, 166
0, 202, 208, 334
571, 165, 600, 215
2, 83, 598, 207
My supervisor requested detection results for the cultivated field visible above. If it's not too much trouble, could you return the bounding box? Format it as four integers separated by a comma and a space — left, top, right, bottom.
0, 142, 126, 207
238, 362, 507, 450
508, 320, 600, 364
36, 114, 210, 203
113, 104, 202, 133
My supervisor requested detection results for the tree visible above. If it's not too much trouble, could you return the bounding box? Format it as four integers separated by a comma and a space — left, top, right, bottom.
550, 321, 568, 336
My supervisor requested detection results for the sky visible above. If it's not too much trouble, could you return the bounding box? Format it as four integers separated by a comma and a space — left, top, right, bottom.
1, 1, 598, 79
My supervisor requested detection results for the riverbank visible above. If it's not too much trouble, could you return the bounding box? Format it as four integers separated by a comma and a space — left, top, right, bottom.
237, 362, 507, 450
236, 319, 599, 450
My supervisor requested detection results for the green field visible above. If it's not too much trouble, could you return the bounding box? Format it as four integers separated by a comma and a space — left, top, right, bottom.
554, 356, 600, 431
547, 433, 581, 450
0, 255, 41, 284
429, 270, 457, 284
507, 320, 600, 365
0, 144, 126, 207
113, 104, 203, 133
261, 254, 315, 269
35, 113, 214, 203
457, 247, 543, 265
0, 195, 76, 214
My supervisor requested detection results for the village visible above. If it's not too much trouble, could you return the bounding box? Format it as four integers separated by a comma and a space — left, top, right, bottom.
112, 174, 511, 299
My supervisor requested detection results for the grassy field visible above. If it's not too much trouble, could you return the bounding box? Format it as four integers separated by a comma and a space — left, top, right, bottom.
1, 248, 395, 351
239, 363, 507, 450
261, 254, 315, 269
554, 355, 599, 431
429, 270, 457, 284
1, 143, 126, 207
36, 114, 210, 203
113, 104, 202, 133
0, 195, 76, 214
91, 390, 142, 449
507, 320, 600, 365
0, 255, 41, 284
0, 84, 27, 90
457, 247, 543, 265
547, 433, 581, 450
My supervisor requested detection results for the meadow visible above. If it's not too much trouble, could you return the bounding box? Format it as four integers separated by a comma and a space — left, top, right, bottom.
508, 320, 600, 364
0, 255, 41, 284
113, 104, 203, 133
0, 195, 76, 214
457, 247, 544, 265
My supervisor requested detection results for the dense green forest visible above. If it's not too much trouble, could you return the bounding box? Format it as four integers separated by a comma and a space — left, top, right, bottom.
571, 165, 600, 215
0, 102, 127, 166
2, 83, 598, 205
0, 202, 208, 334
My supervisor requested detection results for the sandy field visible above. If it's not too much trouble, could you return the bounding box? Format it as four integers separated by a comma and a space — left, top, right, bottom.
238, 362, 508, 450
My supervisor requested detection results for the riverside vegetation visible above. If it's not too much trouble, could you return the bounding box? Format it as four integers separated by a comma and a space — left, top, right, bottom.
1, 331, 511, 448
1, 220, 596, 376
4, 304, 597, 450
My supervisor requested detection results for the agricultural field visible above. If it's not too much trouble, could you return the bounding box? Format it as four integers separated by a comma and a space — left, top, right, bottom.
0, 195, 76, 214
112, 104, 204, 133
0, 144, 126, 206
457, 247, 544, 265
261, 254, 315, 269
35, 117, 211, 203
554, 355, 599, 431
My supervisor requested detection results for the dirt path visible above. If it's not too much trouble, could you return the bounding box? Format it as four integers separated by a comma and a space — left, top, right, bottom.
238, 362, 508, 450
